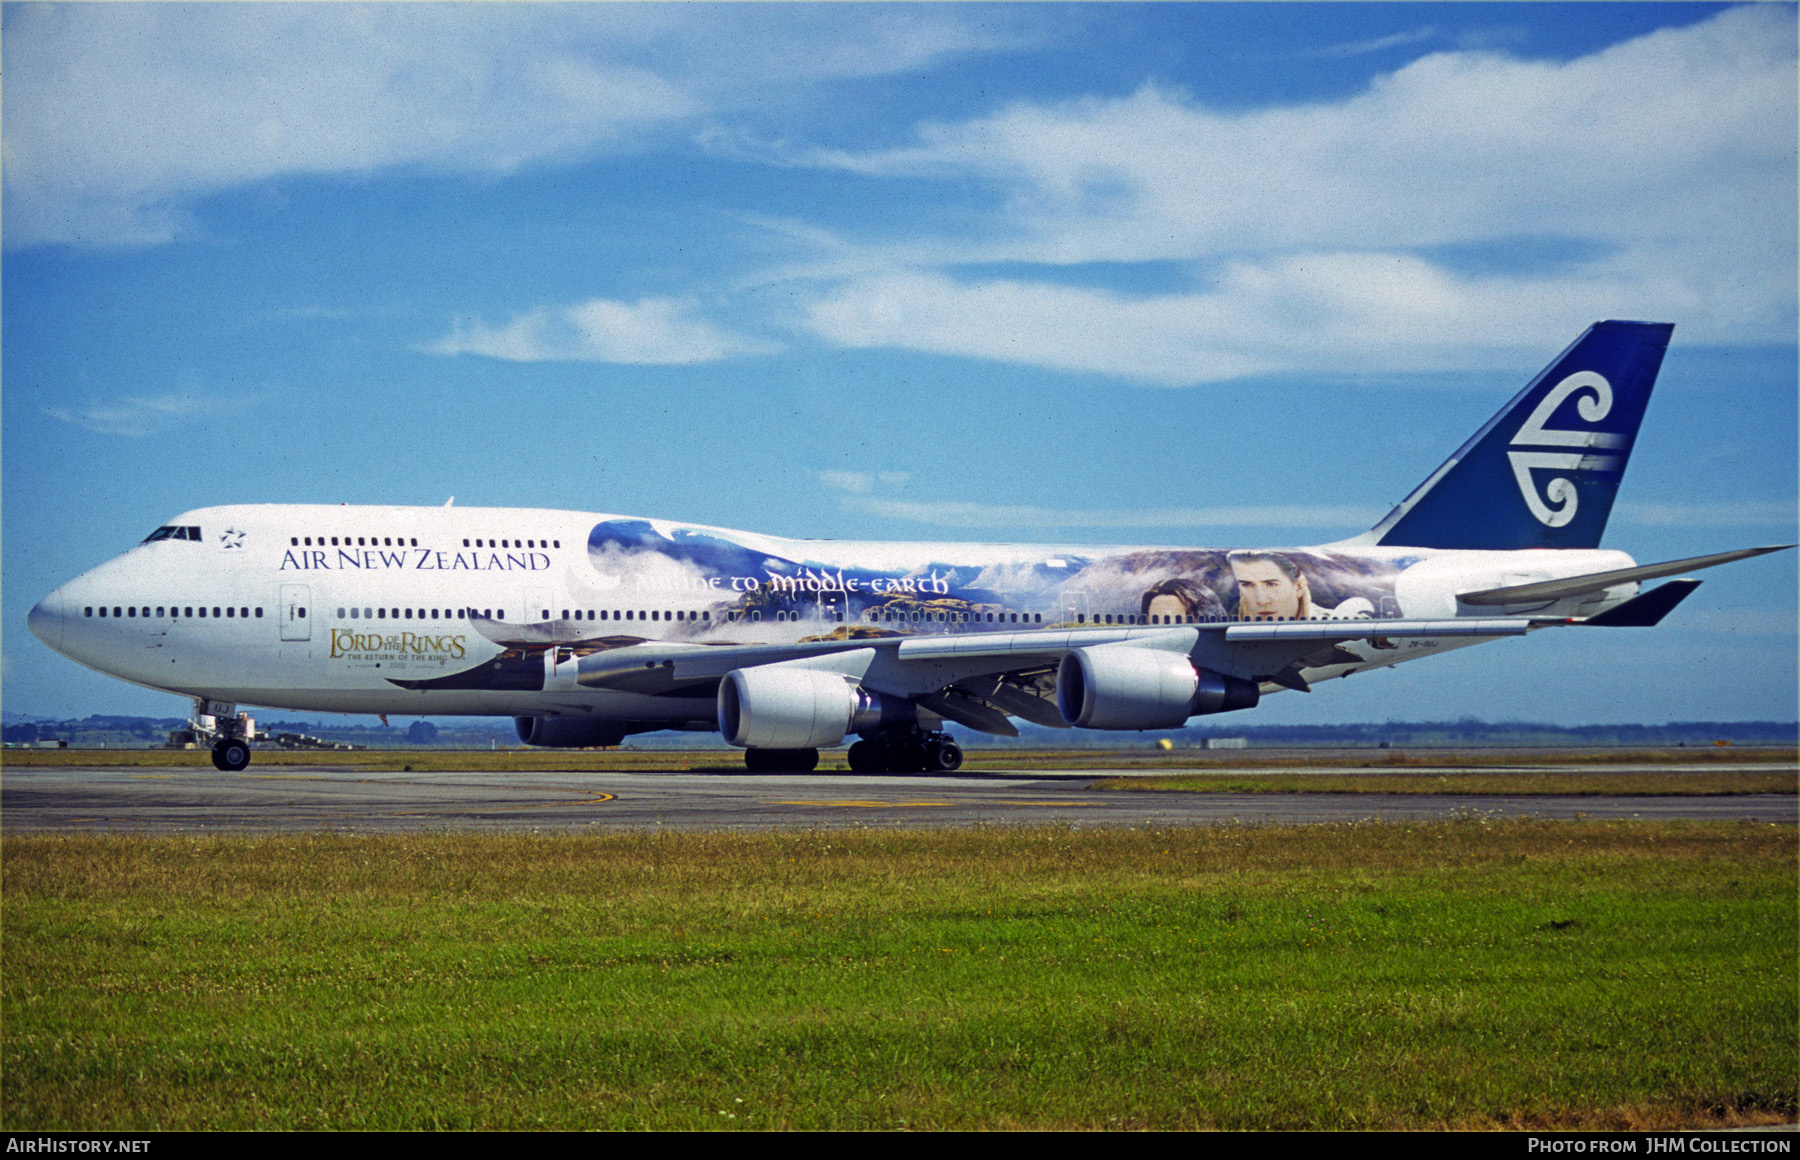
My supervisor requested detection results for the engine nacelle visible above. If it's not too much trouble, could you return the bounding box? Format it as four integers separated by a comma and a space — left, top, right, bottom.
718, 666, 885, 750
1057, 645, 1259, 730
514, 716, 627, 748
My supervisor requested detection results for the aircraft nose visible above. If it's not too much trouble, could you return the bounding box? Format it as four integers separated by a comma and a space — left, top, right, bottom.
28, 590, 66, 653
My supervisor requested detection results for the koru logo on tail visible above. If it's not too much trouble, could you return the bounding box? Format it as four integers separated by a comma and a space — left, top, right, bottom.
1507, 371, 1627, 527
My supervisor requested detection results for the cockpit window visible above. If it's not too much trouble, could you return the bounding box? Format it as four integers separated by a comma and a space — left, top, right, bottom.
141, 526, 202, 543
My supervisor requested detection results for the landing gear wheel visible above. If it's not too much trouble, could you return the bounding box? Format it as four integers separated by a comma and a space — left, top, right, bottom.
744, 747, 820, 773
924, 738, 963, 773
211, 739, 252, 772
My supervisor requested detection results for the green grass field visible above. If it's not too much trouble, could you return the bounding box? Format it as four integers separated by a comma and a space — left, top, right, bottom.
4, 821, 1793, 1130
1093, 770, 1797, 795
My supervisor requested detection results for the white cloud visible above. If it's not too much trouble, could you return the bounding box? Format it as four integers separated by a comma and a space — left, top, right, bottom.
819, 471, 874, 494
45, 393, 216, 438
430, 297, 778, 365
1289, 27, 1440, 60
2, 5, 1024, 248
804, 259, 1676, 384
804, 8, 1793, 260
789, 6, 1796, 376
839, 496, 1384, 531
819, 470, 917, 494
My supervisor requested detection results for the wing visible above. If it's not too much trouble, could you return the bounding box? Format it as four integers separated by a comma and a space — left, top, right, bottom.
563, 618, 1540, 734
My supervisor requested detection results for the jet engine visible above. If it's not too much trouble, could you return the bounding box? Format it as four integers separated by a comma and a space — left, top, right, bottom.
1057, 645, 1259, 730
718, 666, 897, 750
514, 716, 628, 748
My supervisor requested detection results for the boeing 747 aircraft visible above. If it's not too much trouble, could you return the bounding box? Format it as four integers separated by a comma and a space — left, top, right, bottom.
29, 321, 1791, 772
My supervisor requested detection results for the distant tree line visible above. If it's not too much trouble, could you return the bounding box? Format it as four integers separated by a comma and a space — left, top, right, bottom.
5, 713, 1795, 750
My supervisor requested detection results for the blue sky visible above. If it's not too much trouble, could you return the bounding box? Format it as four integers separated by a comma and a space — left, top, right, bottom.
4, 2, 1795, 725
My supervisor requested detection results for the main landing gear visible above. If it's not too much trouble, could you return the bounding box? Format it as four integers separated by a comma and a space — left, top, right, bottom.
740, 729, 965, 774
846, 729, 963, 774
742, 747, 821, 773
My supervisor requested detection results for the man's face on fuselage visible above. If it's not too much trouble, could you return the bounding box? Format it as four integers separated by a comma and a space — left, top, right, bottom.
1232, 559, 1303, 619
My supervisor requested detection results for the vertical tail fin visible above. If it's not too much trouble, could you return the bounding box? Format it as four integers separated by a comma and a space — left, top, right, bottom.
1360, 321, 1673, 551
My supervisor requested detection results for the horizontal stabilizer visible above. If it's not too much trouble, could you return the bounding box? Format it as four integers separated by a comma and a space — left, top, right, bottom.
1580, 580, 1701, 627
1458, 544, 1793, 606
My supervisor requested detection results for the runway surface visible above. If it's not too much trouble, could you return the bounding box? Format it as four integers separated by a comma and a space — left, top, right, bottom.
3, 763, 1793, 833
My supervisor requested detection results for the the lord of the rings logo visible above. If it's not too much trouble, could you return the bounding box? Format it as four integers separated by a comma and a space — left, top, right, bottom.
330, 630, 468, 660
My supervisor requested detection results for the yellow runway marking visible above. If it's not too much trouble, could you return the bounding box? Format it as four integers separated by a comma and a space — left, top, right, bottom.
476, 791, 617, 811
775, 799, 1097, 808
362, 789, 619, 814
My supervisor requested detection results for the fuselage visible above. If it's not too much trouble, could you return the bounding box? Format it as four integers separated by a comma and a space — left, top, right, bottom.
29, 503, 1639, 727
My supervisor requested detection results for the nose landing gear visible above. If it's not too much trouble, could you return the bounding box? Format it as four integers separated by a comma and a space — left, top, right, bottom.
192, 698, 256, 771
211, 738, 252, 772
